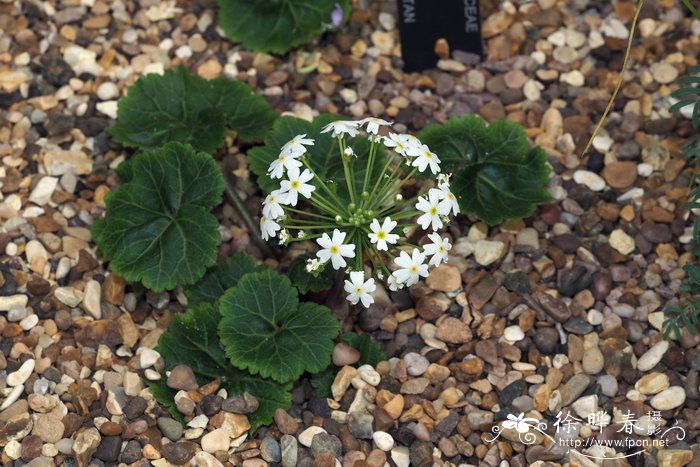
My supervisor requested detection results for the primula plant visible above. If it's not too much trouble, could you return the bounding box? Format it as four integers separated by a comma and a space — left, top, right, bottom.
251, 116, 460, 307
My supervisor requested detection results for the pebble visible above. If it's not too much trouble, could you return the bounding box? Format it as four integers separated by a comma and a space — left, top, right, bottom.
29, 177, 59, 205
8, 359, 35, 386
167, 364, 198, 390
560, 70, 585, 87
162, 441, 197, 465
158, 417, 184, 441
201, 428, 229, 453
298, 426, 326, 447
0, 294, 28, 311
474, 240, 505, 266
650, 386, 685, 410
635, 372, 670, 395
83, 280, 102, 319
651, 63, 678, 84
503, 325, 525, 342
372, 431, 394, 451
403, 353, 429, 376
637, 341, 669, 371
573, 170, 606, 191
54, 287, 84, 307
280, 435, 298, 467
358, 364, 381, 386
609, 229, 635, 255
332, 342, 360, 366
96, 82, 119, 100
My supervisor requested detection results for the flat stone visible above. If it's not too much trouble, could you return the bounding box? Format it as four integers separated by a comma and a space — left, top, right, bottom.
635, 372, 670, 395
601, 162, 637, 189
637, 341, 669, 371
0, 294, 28, 311
573, 170, 606, 191
426, 264, 461, 292
650, 386, 685, 411
609, 229, 635, 255
201, 428, 229, 453
29, 177, 58, 205
474, 240, 505, 266
167, 364, 198, 391
652, 63, 678, 84
435, 317, 472, 344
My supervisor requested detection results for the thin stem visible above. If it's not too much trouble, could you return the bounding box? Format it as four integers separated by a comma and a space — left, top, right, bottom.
284, 206, 336, 221
681, 0, 700, 20
361, 139, 378, 207
338, 136, 357, 204
282, 224, 338, 230
367, 154, 399, 206
581, 0, 645, 156
301, 158, 349, 216
223, 179, 276, 259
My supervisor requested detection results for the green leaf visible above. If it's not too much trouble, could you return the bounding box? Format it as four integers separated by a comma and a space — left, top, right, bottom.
108, 66, 276, 152
186, 252, 267, 306
248, 114, 384, 197
155, 303, 291, 430
219, 270, 340, 383
288, 253, 334, 294
310, 366, 337, 398
92, 142, 224, 291
217, 0, 350, 54
339, 332, 386, 367
419, 115, 551, 225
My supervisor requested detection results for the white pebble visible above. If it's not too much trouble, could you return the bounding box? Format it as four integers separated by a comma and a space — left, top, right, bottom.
7, 359, 35, 386
96, 101, 118, 119
19, 314, 39, 331
391, 446, 410, 467
139, 348, 161, 368
357, 364, 381, 386
560, 70, 585, 87
573, 170, 606, 191
587, 309, 603, 325
29, 176, 59, 205
637, 163, 653, 177
97, 82, 119, 100
373, 431, 394, 451
0, 385, 24, 410
637, 341, 669, 371
503, 325, 525, 342
650, 386, 685, 410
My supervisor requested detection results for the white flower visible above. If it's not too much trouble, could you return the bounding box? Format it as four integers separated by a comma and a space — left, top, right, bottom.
409, 144, 441, 174
306, 258, 322, 272
423, 233, 452, 266
268, 152, 303, 179
344, 271, 376, 307
431, 186, 460, 216
344, 146, 356, 157
320, 120, 359, 138
297, 230, 306, 238
360, 117, 393, 135
437, 173, 451, 188
279, 167, 315, 206
260, 216, 280, 241
384, 133, 420, 157
416, 190, 444, 231
368, 217, 399, 251
262, 189, 285, 219
392, 249, 429, 286
278, 229, 289, 244
280, 134, 314, 156
316, 229, 356, 270
387, 274, 404, 291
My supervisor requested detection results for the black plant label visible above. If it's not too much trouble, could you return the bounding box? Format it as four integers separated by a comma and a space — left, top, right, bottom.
397, 0, 483, 72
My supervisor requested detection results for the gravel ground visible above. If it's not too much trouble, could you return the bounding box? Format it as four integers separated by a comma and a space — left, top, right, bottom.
1, 0, 699, 466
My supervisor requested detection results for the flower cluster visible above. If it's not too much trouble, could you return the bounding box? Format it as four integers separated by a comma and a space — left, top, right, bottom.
261, 118, 459, 307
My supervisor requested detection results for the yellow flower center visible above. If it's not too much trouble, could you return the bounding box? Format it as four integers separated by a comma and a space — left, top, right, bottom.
330, 245, 339, 254
409, 265, 418, 273
424, 151, 432, 159
438, 245, 445, 252
291, 181, 300, 189
355, 286, 363, 293
377, 231, 386, 239
430, 207, 438, 215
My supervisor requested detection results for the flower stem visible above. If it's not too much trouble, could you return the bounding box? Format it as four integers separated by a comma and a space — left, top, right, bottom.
301, 158, 349, 216
361, 139, 378, 207
222, 178, 277, 259
338, 136, 357, 205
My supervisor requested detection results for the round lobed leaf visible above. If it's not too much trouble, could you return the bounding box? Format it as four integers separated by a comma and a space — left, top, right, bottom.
218, 270, 340, 383
108, 65, 276, 153
217, 0, 350, 54
92, 142, 225, 291
186, 252, 267, 307
155, 303, 292, 430
419, 115, 551, 225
